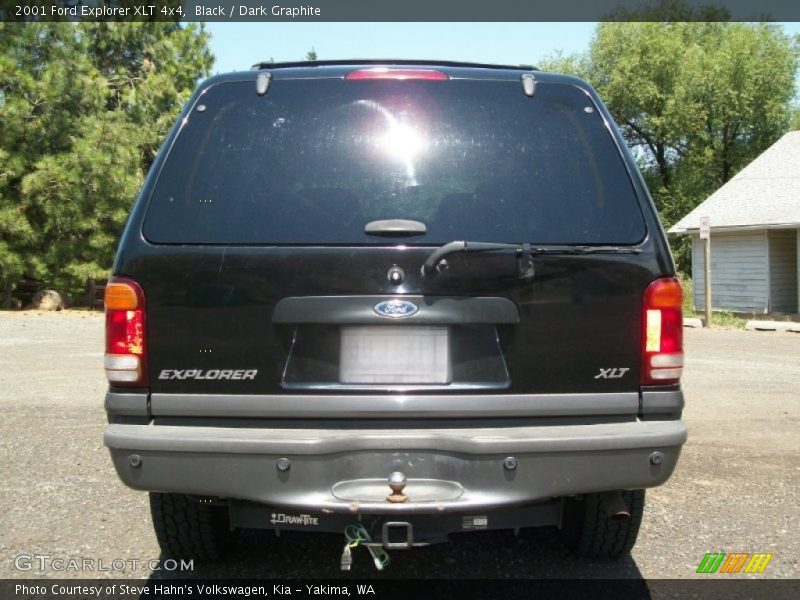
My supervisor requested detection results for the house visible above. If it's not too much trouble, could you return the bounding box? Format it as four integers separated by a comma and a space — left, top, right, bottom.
669, 131, 800, 314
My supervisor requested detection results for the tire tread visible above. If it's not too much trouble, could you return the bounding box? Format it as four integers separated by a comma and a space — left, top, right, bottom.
562, 489, 645, 559
149, 492, 232, 562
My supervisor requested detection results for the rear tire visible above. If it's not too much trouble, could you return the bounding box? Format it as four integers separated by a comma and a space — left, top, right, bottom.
149, 492, 234, 562
560, 489, 645, 558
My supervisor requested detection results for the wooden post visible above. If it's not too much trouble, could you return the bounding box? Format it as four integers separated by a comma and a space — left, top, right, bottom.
700, 217, 712, 328
88, 278, 96, 309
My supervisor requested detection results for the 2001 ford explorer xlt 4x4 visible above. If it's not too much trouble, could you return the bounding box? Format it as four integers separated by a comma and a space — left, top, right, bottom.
103, 60, 687, 566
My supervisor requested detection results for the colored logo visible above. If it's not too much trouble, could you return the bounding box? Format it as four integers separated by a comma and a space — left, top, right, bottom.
374, 299, 419, 319
696, 552, 773, 574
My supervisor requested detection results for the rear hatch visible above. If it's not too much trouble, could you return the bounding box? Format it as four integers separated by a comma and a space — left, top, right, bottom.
120, 67, 665, 405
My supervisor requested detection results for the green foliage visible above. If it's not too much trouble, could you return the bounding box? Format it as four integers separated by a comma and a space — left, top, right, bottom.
710, 311, 748, 329
305, 48, 318, 61
0, 22, 212, 302
678, 272, 694, 314
791, 106, 800, 130
541, 20, 798, 273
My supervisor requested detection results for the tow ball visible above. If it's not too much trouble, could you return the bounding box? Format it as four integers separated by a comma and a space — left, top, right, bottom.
386, 471, 408, 503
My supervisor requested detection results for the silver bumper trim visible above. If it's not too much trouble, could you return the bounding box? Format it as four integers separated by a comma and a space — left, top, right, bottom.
148, 391, 641, 418
105, 419, 686, 513
105, 419, 686, 455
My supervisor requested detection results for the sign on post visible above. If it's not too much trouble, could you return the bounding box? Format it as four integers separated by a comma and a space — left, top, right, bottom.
699, 216, 710, 240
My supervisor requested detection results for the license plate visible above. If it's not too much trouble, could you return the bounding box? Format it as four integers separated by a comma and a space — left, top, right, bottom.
339, 326, 450, 384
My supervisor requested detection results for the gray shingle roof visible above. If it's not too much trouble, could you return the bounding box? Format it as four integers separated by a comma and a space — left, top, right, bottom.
669, 131, 800, 233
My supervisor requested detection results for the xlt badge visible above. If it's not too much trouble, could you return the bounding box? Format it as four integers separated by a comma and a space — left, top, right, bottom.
594, 368, 630, 379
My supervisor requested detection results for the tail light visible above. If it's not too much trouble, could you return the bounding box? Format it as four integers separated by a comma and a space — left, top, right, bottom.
345, 68, 449, 81
104, 277, 147, 386
641, 277, 683, 385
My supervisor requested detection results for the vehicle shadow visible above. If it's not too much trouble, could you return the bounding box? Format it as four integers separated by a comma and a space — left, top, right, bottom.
146, 527, 647, 582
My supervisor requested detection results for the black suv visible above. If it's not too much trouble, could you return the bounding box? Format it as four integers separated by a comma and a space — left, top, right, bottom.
103, 60, 686, 565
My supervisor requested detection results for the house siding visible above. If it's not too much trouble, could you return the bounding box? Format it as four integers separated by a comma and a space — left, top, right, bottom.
768, 229, 798, 313
692, 232, 769, 313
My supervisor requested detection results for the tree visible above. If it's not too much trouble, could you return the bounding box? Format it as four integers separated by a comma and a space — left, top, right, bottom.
541, 21, 798, 271
305, 48, 318, 61
792, 106, 800, 130
0, 23, 213, 303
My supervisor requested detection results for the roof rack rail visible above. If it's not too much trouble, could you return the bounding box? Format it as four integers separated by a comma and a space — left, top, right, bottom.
250, 59, 539, 72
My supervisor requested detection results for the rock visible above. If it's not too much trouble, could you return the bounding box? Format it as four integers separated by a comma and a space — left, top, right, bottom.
30, 289, 65, 311
745, 320, 795, 332
683, 317, 704, 328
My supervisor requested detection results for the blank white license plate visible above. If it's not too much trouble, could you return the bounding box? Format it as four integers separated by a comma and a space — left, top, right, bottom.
339, 326, 450, 384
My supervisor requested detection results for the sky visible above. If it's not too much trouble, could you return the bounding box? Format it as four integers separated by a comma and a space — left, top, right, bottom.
205, 22, 800, 76
205, 23, 599, 74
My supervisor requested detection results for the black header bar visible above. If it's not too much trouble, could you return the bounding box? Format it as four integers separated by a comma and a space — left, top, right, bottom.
2, 0, 800, 23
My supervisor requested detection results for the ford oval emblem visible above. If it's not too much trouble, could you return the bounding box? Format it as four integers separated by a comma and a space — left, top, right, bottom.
374, 299, 419, 319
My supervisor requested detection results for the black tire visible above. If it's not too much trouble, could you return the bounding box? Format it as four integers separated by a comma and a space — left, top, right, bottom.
149, 492, 234, 562
560, 490, 645, 559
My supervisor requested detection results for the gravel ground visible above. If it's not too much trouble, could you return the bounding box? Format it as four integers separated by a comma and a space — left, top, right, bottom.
0, 311, 798, 580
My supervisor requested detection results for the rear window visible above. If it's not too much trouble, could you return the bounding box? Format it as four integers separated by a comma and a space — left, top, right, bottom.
143, 77, 646, 245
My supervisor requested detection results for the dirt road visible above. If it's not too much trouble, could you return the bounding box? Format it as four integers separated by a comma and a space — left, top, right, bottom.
0, 312, 797, 579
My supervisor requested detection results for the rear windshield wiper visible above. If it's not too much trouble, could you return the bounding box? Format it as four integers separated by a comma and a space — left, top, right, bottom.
421, 241, 642, 279
421, 241, 535, 279
529, 245, 643, 255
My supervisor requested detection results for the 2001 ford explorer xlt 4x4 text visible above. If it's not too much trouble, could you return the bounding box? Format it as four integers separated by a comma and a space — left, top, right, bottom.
103, 60, 687, 567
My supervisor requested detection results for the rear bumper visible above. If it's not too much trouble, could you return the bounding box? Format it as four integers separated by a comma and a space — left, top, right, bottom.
104, 419, 687, 514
